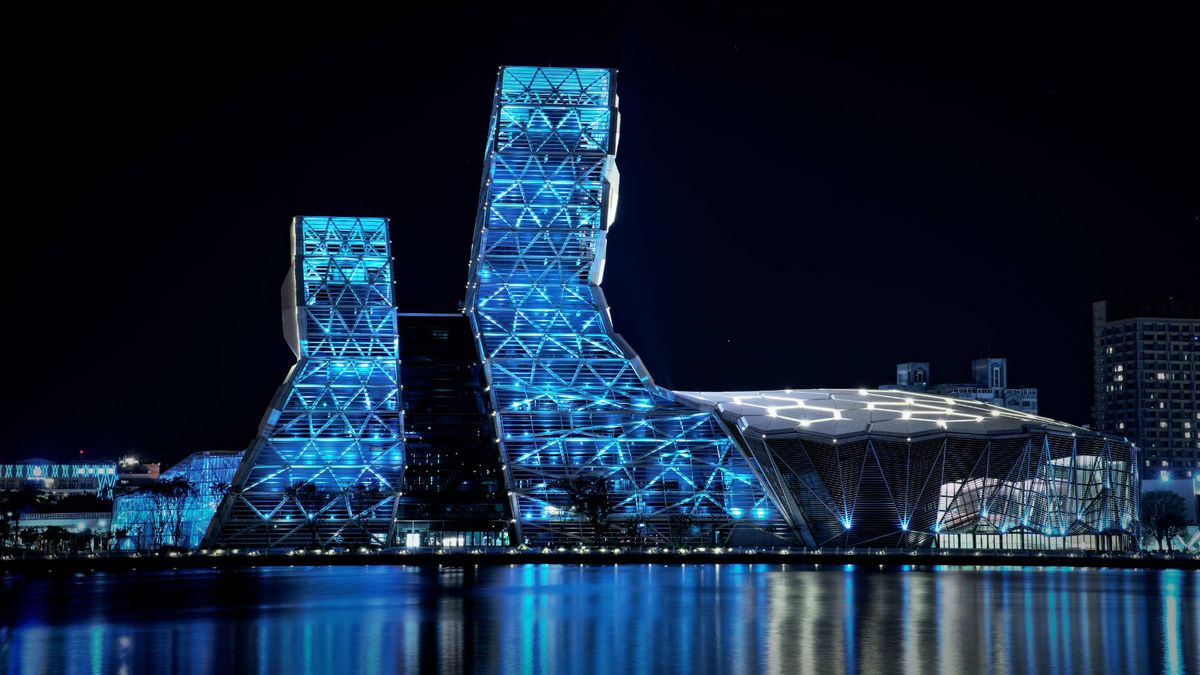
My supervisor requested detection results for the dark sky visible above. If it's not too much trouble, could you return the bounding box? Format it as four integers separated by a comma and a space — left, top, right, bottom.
7, 8, 1197, 464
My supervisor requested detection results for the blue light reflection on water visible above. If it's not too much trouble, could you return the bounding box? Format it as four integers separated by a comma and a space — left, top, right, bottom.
1, 564, 1198, 674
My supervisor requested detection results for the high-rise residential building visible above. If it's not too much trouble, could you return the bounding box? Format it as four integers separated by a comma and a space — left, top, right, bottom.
1093, 299, 1200, 478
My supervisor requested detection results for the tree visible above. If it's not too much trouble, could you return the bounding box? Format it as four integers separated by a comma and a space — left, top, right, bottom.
1142, 490, 1190, 552
146, 477, 197, 549
42, 526, 68, 555
287, 482, 333, 548
669, 513, 694, 546
19, 528, 40, 553
554, 475, 613, 544
112, 527, 130, 553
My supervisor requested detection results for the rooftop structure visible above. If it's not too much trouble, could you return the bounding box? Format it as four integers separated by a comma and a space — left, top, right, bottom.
884, 358, 1038, 415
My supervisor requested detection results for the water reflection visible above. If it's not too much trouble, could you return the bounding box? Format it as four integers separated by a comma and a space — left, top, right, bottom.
1, 564, 1197, 674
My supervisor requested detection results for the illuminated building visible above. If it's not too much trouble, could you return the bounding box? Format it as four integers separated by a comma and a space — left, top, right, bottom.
205, 216, 405, 548
111, 451, 243, 550
679, 390, 1139, 549
0, 459, 117, 497
463, 66, 799, 546
461, 66, 1139, 549
142, 66, 1141, 551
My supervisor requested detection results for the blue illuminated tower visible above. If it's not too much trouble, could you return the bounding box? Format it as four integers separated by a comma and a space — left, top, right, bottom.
206, 216, 404, 548
464, 67, 791, 546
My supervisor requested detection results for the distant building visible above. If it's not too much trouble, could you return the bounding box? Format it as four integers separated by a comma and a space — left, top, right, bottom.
116, 457, 161, 488
882, 358, 1038, 414
1093, 299, 1200, 478
0, 459, 118, 497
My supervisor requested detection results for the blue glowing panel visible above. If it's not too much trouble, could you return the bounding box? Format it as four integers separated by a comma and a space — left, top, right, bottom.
207, 216, 403, 548
464, 67, 792, 546
111, 451, 243, 550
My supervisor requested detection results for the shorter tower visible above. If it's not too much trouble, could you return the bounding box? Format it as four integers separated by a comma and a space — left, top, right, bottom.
206, 216, 404, 548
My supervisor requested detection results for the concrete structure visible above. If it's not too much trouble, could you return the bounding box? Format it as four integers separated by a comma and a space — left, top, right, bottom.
1093, 299, 1200, 478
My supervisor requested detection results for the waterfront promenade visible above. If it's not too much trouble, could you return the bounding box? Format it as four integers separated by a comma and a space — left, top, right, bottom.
2, 547, 1196, 574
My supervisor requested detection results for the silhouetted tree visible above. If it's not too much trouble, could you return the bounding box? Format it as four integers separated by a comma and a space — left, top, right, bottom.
1142, 490, 1190, 552
19, 528, 40, 554
668, 513, 694, 546
554, 475, 613, 544
287, 482, 333, 548
146, 477, 197, 549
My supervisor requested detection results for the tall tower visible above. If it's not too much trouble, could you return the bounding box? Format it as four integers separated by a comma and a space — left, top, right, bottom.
206, 216, 404, 548
464, 66, 789, 546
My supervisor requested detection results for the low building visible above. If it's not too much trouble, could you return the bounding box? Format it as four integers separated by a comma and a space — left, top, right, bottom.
116, 457, 161, 488
0, 459, 118, 497
883, 358, 1038, 415
7, 511, 110, 533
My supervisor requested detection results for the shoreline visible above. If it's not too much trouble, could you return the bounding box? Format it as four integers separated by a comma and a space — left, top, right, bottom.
2, 550, 1197, 575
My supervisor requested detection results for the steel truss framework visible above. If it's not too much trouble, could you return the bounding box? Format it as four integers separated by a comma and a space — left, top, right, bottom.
730, 429, 1140, 548
206, 216, 404, 548
464, 66, 790, 546
112, 451, 243, 550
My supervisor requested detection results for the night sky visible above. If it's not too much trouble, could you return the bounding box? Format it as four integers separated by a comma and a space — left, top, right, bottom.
8, 9, 1197, 464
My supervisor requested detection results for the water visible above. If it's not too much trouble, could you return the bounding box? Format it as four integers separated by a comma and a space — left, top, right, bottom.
2, 564, 1198, 674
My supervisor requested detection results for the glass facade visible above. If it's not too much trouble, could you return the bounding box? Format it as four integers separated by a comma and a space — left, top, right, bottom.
686, 389, 1142, 550
394, 313, 511, 547
463, 66, 789, 546
206, 216, 404, 549
111, 451, 243, 550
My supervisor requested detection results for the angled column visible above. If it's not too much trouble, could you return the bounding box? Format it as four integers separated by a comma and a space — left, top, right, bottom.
206, 216, 404, 548
464, 66, 792, 546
